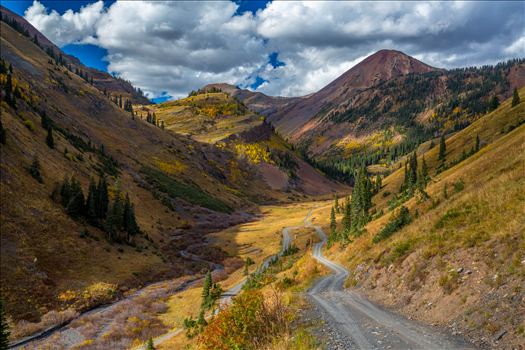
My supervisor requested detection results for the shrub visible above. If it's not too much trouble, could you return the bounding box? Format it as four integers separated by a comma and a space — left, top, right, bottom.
198, 289, 291, 350
439, 270, 460, 294
453, 179, 465, 193
373, 206, 411, 243
23, 119, 35, 131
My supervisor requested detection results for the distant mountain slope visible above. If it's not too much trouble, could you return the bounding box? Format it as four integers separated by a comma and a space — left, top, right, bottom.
229, 50, 524, 184
269, 50, 438, 139
138, 90, 345, 195
0, 5, 150, 104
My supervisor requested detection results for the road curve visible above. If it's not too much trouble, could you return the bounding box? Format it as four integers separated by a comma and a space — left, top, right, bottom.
305, 210, 474, 350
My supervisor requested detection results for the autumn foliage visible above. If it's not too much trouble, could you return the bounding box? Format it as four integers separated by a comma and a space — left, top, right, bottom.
198, 289, 291, 350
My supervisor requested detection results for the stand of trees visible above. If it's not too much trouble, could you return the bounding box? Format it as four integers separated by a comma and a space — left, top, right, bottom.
53, 176, 140, 243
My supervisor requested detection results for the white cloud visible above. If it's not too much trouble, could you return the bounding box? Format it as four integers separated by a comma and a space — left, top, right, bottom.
24, 0, 104, 46
24, 0, 525, 98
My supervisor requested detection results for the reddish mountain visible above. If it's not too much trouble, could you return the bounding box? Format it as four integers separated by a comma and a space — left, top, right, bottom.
268, 50, 438, 139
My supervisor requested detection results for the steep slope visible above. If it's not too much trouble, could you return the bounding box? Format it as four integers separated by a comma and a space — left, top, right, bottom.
315, 89, 525, 347
0, 6, 150, 105
232, 51, 524, 184
0, 10, 337, 331
270, 50, 438, 139
137, 90, 345, 196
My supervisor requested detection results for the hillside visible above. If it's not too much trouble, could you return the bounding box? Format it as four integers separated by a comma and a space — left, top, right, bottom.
138, 90, 345, 196
313, 88, 525, 347
0, 8, 339, 332
232, 51, 524, 183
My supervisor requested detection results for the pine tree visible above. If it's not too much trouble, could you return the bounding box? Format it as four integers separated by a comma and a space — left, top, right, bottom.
66, 178, 85, 218
97, 177, 109, 220
197, 309, 207, 327
111, 191, 124, 235
0, 298, 9, 350
512, 88, 520, 107
334, 194, 340, 213
342, 196, 352, 236
46, 126, 54, 149
421, 156, 429, 185
490, 95, 499, 111
29, 156, 43, 183
40, 110, 50, 129
86, 178, 98, 225
330, 206, 337, 241
438, 134, 446, 161
61, 176, 71, 207
201, 271, 212, 310
475, 134, 480, 152
146, 337, 155, 350
0, 119, 6, 145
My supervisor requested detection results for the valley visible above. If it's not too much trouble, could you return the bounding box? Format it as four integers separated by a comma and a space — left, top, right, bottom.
0, 3, 524, 350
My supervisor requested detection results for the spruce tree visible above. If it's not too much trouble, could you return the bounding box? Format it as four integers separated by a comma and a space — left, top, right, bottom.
40, 110, 50, 129
201, 271, 212, 310
334, 193, 340, 213
330, 206, 337, 242
421, 156, 429, 185
86, 178, 98, 225
197, 309, 207, 327
0, 298, 9, 350
66, 178, 85, 218
512, 88, 520, 107
61, 176, 71, 207
342, 196, 352, 237
490, 95, 499, 111
46, 126, 54, 149
438, 134, 446, 161
475, 134, 480, 152
29, 156, 43, 183
97, 177, 109, 220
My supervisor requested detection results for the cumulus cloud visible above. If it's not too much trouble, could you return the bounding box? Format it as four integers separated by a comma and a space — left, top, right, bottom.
24, 0, 525, 98
24, 0, 104, 46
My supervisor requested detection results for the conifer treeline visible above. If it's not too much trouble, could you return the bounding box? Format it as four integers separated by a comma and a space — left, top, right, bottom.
329, 165, 380, 244
53, 176, 140, 243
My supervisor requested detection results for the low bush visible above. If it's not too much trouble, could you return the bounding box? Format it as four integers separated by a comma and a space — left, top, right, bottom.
198, 289, 291, 350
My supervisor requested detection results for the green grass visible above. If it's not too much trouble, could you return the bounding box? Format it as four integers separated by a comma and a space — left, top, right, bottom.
140, 166, 232, 213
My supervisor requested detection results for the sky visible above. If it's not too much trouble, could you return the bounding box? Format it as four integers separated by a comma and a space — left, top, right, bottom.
3, 1, 524, 101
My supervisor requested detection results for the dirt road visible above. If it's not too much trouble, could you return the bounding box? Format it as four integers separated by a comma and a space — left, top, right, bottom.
306, 211, 474, 350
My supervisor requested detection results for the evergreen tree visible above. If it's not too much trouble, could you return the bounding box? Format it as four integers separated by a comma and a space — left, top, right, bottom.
86, 178, 98, 225
40, 110, 50, 129
438, 134, 446, 161
341, 196, 352, 237
443, 183, 448, 200
197, 309, 207, 327
0, 119, 6, 145
489, 95, 499, 111
97, 177, 109, 220
475, 134, 480, 152
201, 271, 212, 310
0, 298, 9, 350
111, 191, 124, 235
421, 156, 429, 185
29, 156, 43, 183
512, 88, 520, 107
5, 73, 14, 107
61, 176, 71, 207
66, 178, 84, 218
330, 206, 337, 241
334, 194, 340, 213
46, 126, 54, 149
146, 337, 155, 350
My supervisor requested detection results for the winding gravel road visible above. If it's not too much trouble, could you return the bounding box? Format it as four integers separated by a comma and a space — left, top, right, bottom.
305, 210, 474, 350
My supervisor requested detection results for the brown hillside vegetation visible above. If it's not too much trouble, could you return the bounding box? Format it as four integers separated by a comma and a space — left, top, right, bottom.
314, 89, 525, 348
0, 12, 338, 332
